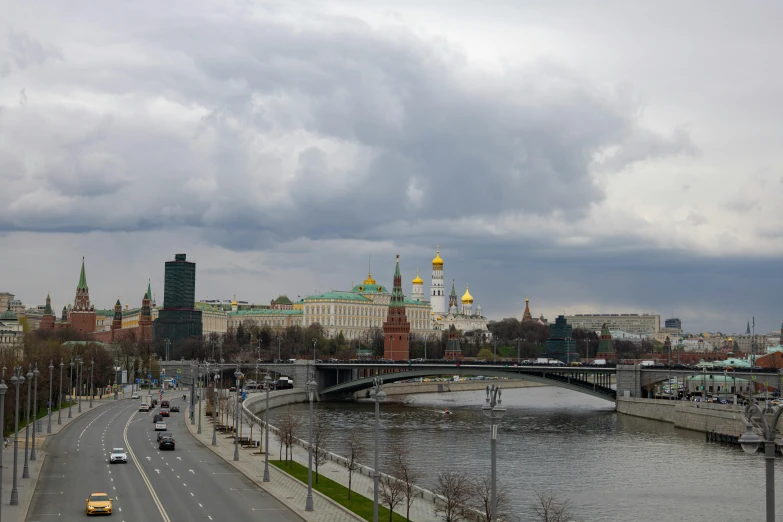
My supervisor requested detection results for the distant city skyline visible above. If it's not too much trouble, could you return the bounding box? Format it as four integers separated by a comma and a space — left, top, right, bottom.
2, 1, 781, 334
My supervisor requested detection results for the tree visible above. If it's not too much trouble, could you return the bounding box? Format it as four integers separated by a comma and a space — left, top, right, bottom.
345, 430, 365, 499
276, 406, 301, 466
476, 348, 494, 360
390, 445, 420, 521
433, 470, 470, 522
471, 475, 513, 522
379, 471, 405, 522
531, 492, 575, 522
312, 409, 333, 483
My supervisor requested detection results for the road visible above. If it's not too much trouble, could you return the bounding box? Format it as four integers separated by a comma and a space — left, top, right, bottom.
27, 395, 302, 522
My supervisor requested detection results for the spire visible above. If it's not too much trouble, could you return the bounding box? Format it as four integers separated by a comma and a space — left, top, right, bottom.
522, 298, 532, 321
44, 292, 53, 315
390, 254, 404, 308
147, 279, 152, 302
746, 320, 751, 335
77, 257, 88, 290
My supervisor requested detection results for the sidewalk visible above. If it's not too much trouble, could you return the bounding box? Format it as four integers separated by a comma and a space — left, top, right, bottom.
185, 393, 441, 522
1, 394, 123, 522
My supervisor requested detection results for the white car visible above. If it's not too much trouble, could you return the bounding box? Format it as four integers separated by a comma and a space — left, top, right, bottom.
155, 422, 166, 431
110, 448, 127, 463
139, 403, 150, 412
131, 393, 140, 399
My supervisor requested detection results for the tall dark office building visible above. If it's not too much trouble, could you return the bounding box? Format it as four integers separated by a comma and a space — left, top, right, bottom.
545, 315, 578, 362
154, 253, 202, 342
665, 318, 682, 329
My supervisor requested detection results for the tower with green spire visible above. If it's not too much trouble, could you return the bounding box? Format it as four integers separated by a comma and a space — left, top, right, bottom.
71, 257, 97, 335
597, 322, 614, 357
383, 254, 410, 360
40, 293, 56, 329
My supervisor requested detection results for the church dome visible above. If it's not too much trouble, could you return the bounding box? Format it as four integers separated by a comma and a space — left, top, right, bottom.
412, 269, 423, 285
363, 272, 377, 285
461, 284, 473, 304
432, 247, 444, 268
1, 305, 17, 321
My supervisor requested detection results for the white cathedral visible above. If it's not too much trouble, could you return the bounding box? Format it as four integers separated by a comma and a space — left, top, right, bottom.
413, 247, 491, 338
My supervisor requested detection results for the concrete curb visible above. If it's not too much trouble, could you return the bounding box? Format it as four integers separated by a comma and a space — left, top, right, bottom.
183, 414, 363, 522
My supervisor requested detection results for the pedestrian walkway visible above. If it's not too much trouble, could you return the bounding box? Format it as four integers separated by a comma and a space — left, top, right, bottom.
185, 394, 442, 522
1, 394, 123, 522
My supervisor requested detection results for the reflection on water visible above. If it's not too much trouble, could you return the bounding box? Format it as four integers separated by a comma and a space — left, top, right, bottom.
268, 386, 774, 521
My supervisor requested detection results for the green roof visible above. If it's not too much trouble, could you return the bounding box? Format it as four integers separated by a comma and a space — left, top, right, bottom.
78, 258, 88, 290
306, 291, 372, 302
351, 284, 389, 294
274, 295, 293, 305
404, 297, 429, 306
228, 309, 303, 316
96, 309, 114, 316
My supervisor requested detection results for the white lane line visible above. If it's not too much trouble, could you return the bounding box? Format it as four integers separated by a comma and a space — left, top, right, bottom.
123, 412, 172, 522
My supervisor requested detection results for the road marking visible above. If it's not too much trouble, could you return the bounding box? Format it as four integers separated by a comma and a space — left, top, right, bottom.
123, 412, 172, 522
199, 503, 202, 508
188, 469, 195, 474
190, 492, 194, 497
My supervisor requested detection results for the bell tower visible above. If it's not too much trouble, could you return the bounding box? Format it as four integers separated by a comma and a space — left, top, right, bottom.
430, 246, 445, 315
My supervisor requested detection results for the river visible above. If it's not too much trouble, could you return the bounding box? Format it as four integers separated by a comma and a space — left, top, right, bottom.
268, 385, 775, 521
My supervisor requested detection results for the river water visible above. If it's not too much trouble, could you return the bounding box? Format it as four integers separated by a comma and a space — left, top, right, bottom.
268, 386, 777, 521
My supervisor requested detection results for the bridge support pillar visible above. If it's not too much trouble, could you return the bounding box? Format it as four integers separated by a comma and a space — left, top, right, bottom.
616, 365, 642, 398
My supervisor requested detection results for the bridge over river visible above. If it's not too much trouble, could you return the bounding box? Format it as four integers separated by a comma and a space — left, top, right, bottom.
162, 360, 783, 402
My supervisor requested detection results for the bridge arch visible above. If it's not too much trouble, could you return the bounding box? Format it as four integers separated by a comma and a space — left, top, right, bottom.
316, 366, 616, 402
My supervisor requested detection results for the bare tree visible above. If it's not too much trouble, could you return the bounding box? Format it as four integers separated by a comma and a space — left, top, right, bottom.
471, 475, 513, 522
531, 493, 575, 522
276, 406, 301, 466
433, 470, 470, 522
345, 430, 365, 499
390, 444, 420, 521
312, 409, 333, 483
379, 472, 405, 522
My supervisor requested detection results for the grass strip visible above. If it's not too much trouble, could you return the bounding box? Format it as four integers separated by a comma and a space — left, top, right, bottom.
270, 460, 409, 522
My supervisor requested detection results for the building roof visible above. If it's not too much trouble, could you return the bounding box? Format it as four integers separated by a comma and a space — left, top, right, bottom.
432, 246, 444, 267
351, 283, 388, 294
274, 295, 293, 305
228, 309, 303, 316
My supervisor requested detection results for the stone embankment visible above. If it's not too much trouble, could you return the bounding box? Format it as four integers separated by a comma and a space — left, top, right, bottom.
617, 397, 747, 436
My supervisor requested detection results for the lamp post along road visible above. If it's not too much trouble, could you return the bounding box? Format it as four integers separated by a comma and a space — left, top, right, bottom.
738, 401, 783, 522
58, 361, 63, 425
234, 366, 242, 461
77, 357, 83, 413
31, 365, 39, 460
10, 367, 24, 505
23, 367, 32, 478
371, 378, 386, 522
305, 373, 316, 511
263, 373, 271, 482
197, 363, 203, 435
68, 361, 74, 418
212, 371, 219, 446
483, 384, 506, 521
89, 360, 94, 408
0, 368, 7, 518
47, 361, 54, 434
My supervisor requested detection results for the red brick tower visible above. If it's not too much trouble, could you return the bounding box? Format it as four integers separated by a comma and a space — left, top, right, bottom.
39, 293, 55, 330
383, 255, 410, 361
70, 257, 97, 336
111, 298, 122, 335
444, 325, 463, 360
138, 283, 153, 340
522, 298, 533, 321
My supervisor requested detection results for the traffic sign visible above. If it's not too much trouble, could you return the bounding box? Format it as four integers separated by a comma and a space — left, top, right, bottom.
161, 368, 166, 375
135, 378, 140, 383
152, 379, 157, 384
177, 368, 182, 375
148, 374, 152, 379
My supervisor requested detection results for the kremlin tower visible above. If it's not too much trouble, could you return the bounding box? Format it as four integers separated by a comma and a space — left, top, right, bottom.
111, 298, 122, 333
522, 298, 533, 322
383, 255, 411, 360
39, 293, 55, 329
430, 247, 445, 315
448, 280, 458, 314
70, 258, 96, 335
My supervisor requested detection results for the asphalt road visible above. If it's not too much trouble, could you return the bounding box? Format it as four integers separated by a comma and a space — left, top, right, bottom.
27, 395, 302, 522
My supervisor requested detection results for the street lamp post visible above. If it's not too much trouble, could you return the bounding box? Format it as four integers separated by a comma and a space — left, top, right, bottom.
234, 365, 242, 461
0, 367, 6, 517
738, 401, 783, 522
47, 361, 54, 434
371, 377, 386, 522
23, 367, 32, 478
197, 363, 203, 435
68, 361, 74, 418
114, 357, 119, 400
31, 364, 39, 460
482, 384, 506, 521
212, 370, 219, 446
58, 361, 63, 425
89, 360, 94, 408
263, 373, 271, 482
77, 357, 83, 413
305, 372, 316, 511
10, 367, 24, 505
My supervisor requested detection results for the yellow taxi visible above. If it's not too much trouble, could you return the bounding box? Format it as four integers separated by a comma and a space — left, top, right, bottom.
85, 492, 113, 515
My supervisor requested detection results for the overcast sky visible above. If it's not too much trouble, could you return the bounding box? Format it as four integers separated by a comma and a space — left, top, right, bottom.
2, 0, 782, 334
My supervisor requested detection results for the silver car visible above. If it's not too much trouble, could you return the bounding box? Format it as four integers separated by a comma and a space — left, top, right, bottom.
110, 448, 127, 463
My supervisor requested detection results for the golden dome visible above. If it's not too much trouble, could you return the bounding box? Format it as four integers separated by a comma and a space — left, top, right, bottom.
431, 311, 435, 315
232, 294, 237, 306
461, 284, 473, 304
432, 246, 444, 268
437, 315, 442, 320
363, 272, 376, 285
412, 269, 423, 285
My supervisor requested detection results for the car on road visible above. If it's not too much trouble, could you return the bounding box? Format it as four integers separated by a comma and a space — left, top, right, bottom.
131, 393, 140, 399
86, 492, 113, 515
169, 405, 179, 413
156, 431, 172, 443
159, 409, 170, 417
155, 422, 166, 431
159, 435, 175, 450
109, 448, 127, 464
161, 400, 170, 408
152, 414, 163, 423
139, 403, 150, 412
